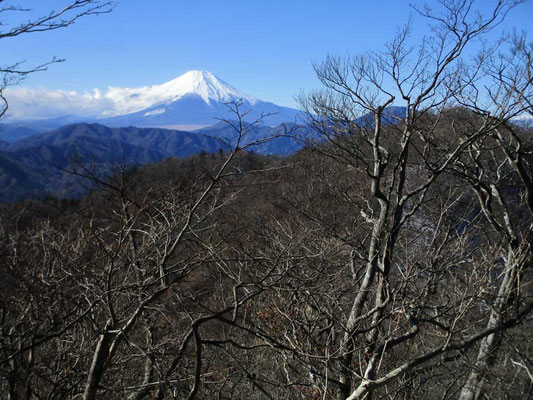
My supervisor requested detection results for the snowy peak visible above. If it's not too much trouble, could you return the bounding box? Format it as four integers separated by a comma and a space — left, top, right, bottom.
159, 70, 257, 105
101, 70, 257, 116
4, 70, 301, 126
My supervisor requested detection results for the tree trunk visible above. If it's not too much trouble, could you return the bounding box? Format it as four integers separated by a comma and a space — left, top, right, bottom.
83, 323, 114, 400
458, 247, 519, 400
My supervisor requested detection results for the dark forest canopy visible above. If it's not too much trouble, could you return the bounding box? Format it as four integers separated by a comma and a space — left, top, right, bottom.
1, 105, 532, 399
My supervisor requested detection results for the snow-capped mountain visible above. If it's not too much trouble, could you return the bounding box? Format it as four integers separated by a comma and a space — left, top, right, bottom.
99, 70, 258, 116
142, 70, 257, 106
4, 70, 302, 129
99, 70, 300, 127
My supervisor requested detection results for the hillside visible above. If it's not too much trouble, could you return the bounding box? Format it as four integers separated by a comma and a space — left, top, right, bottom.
0, 123, 223, 202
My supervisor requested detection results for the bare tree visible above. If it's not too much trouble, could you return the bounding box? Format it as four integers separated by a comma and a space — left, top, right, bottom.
290, 1, 533, 399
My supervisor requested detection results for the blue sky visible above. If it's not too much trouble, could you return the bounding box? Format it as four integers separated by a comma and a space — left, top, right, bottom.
2, 0, 532, 109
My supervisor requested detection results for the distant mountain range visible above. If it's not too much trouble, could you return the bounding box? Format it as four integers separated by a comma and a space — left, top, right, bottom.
0, 124, 221, 202
0, 121, 309, 202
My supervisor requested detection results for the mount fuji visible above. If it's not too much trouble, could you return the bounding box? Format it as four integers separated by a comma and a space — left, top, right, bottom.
4, 71, 300, 130
1, 71, 302, 137
98, 70, 301, 128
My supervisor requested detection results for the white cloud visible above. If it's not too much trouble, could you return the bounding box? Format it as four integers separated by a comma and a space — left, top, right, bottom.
102, 85, 165, 116
4, 87, 114, 120
4, 84, 181, 120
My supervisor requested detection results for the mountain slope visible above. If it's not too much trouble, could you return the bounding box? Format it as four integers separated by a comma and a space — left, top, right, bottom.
0, 123, 223, 202
0, 123, 46, 142
101, 95, 300, 127
99, 71, 301, 127
7, 123, 220, 156
128, 70, 258, 106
